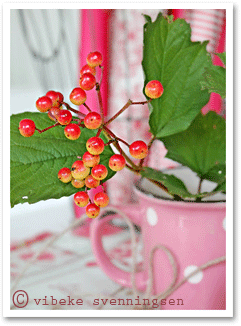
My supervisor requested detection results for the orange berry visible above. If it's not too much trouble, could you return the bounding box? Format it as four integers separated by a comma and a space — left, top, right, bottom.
58, 167, 72, 183
86, 203, 100, 218
86, 51, 103, 67
94, 192, 109, 208
129, 141, 148, 159
71, 160, 90, 180
74, 191, 89, 207
91, 164, 108, 180
145, 80, 164, 99
86, 137, 105, 155
85, 175, 100, 189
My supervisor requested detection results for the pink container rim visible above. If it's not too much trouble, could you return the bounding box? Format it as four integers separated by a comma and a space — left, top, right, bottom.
134, 179, 226, 210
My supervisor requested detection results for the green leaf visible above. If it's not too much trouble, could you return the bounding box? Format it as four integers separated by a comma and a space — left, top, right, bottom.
216, 52, 226, 66
200, 64, 226, 99
161, 112, 226, 178
213, 180, 226, 193
142, 13, 211, 138
202, 163, 226, 195
202, 163, 226, 184
143, 14, 152, 24
140, 167, 196, 199
10, 112, 116, 207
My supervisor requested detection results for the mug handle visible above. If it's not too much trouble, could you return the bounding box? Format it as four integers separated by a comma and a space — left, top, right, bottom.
90, 204, 147, 291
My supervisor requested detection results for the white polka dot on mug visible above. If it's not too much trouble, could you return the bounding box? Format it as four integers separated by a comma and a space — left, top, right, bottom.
146, 207, 158, 226
184, 265, 203, 284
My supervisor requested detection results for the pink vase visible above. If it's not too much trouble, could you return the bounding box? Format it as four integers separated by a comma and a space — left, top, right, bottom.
90, 170, 226, 310
73, 9, 111, 237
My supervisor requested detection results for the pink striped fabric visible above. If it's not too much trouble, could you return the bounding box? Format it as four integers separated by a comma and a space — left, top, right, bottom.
173, 9, 226, 114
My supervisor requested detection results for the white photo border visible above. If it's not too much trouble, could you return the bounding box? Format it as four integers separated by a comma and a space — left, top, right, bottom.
3, 1, 233, 318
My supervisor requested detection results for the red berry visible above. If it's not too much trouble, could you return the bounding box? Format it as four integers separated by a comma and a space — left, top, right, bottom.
64, 124, 81, 140
85, 175, 100, 189
85, 203, 100, 218
36, 96, 52, 112
71, 179, 85, 189
69, 87, 86, 106
56, 109, 72, 125
129, 140, 148, 159
58, 167, 72, 183
82, 152, 100, 168
86, 137, 105, 155
80, 64, 96, 76
145, 80, 164, 99
74, 191, 89, 207
91, 164, 108, 180
71, 160, 90, 180
94, 192, 109, 208
79, 73, 96, 91
48, 107, 61, 121
109, 154, 126, 171
86, 51, 103, 67
56, 92, 64, 104
84, 112, 102, 129
46, 90, 63, 107
19, 119, 36, 137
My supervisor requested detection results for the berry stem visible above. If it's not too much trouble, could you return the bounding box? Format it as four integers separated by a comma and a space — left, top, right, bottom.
125, 164, 140, 173
104, 99, 152, 127
102, 127, 139, 171
61, 102, 86, 117
138, 135, 156, 168
96, 128, 102, 138
83, 103, 92, 113
99, 65, 104, 87
78, 123, 85, 128
96, 83, 104, 124
102, 125, 115, 138
105, 140, 115, 146
104, 100, 132, 126
103, 126, 130, 147
131, 99, 152, 105
115, 137, 130, 148
36, 123, 60, 133
197, 178, 203, 194
103, 127, 171, 195
103, 126, 176, 197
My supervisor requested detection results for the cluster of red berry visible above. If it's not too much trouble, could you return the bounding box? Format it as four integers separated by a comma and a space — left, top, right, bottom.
58, 151, 126, 218
18, 51, 164, 218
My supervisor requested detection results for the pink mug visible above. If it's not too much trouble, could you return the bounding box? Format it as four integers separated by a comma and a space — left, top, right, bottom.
90, 173, 226, 310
